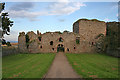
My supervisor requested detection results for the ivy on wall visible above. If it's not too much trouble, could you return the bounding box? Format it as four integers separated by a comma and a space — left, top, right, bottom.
76, 39, 80, 44
95, 22, 119, 57
25, 34, 30, 48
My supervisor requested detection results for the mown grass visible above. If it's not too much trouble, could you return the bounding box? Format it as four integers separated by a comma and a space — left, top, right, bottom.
2, 53, 55, 78
66, 53, 119, 79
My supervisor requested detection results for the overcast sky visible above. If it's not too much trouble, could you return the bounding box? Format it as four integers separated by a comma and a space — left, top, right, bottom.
3, 1, 118, 41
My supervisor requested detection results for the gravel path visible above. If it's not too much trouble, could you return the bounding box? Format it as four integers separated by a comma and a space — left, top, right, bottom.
44, 52, 80, 78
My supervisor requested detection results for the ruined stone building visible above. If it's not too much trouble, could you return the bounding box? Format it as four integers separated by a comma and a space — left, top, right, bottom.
18, 19, 106, 53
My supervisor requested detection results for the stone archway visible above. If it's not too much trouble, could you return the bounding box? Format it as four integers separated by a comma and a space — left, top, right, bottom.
57, 44, 64, 52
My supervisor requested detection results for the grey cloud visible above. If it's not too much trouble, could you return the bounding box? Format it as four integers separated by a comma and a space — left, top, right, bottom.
8, 10, 48, 21
58, 19, 65, 22
7, 2, 86, 21
4, 30, 18, 41
9, 2, 34, 11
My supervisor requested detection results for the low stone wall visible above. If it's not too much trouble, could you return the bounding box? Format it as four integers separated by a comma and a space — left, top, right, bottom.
2, 47, 19, 56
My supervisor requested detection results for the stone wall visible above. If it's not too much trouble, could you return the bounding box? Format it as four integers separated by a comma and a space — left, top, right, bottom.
105, 22, 119, 57
73, 19, 106, 42
2, 47, 19, 56
18, 32, 28, 53
18, 19, 106, 54
18, 30, 97, 53
27, 31, 38, 42
73, 21, 79, 33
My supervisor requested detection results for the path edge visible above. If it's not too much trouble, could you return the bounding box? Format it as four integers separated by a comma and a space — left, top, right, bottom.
42, 53, 57, 80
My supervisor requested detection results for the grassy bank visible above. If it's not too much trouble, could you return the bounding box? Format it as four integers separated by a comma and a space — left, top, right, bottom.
66, 53, 119, 79
2, 53, 55, 78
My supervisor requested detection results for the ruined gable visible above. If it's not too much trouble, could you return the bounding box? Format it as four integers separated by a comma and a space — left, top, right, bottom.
27, 31, 38, 42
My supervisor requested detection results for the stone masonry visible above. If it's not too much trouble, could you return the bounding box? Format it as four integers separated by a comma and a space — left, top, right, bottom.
18, 19, 106, 53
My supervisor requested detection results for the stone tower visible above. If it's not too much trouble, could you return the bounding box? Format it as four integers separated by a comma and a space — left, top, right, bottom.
73, 19, 106, 42
18, 32, 28, 53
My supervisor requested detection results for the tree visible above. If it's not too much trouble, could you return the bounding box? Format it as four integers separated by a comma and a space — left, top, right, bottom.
0, 3, 5, 13
6, 41, 11, 46
2, 39, 6, 45
0, 3, 13, 38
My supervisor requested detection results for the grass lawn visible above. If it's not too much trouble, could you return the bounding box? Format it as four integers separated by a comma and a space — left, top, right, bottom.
66, 53, 119, 79
2, 53, 55, 78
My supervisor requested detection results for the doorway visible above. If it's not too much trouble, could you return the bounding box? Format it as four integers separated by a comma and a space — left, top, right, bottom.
57, 44, 64, 52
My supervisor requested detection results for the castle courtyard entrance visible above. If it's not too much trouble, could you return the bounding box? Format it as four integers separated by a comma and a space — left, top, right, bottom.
57, 44, 64, 52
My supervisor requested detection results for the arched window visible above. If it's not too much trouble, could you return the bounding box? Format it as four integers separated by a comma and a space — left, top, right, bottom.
52, 48, 54, 50
74, 45, 76, 49
50, 41, 53, 45
58, 44, 60, 47
59, 37, 63, 42
61, 44, 63, 47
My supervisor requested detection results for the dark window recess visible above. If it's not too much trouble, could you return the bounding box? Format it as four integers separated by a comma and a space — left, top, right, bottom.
58, 44, 60, 47
59, 37, 63, 42
40, 46, 42, 48
52, 48, 54, 50
92, 42, 94, 45
76, 37, 80, 44
74, 46, 76, 49
38, 37, 41, 41
67, 48, 69, 51
27, 45, 29, 49
50, 41, 53, 45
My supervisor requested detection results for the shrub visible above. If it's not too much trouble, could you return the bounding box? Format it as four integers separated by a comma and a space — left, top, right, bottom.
6, 42, 11, 46
25, 34, 29, 43
95, 33, 107, 53
76, 39, 80, 44
95, 33, 104, 39
2, 39, 6, 45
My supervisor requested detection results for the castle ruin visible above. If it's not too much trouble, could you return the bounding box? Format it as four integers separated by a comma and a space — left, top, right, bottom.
18, 19, 106, 53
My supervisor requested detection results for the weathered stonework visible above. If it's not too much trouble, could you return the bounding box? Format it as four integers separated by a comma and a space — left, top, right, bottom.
73, 19, 106, 42
18, 32, 28, 53
18, 19, 106, 53
73, 21, 79, 33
